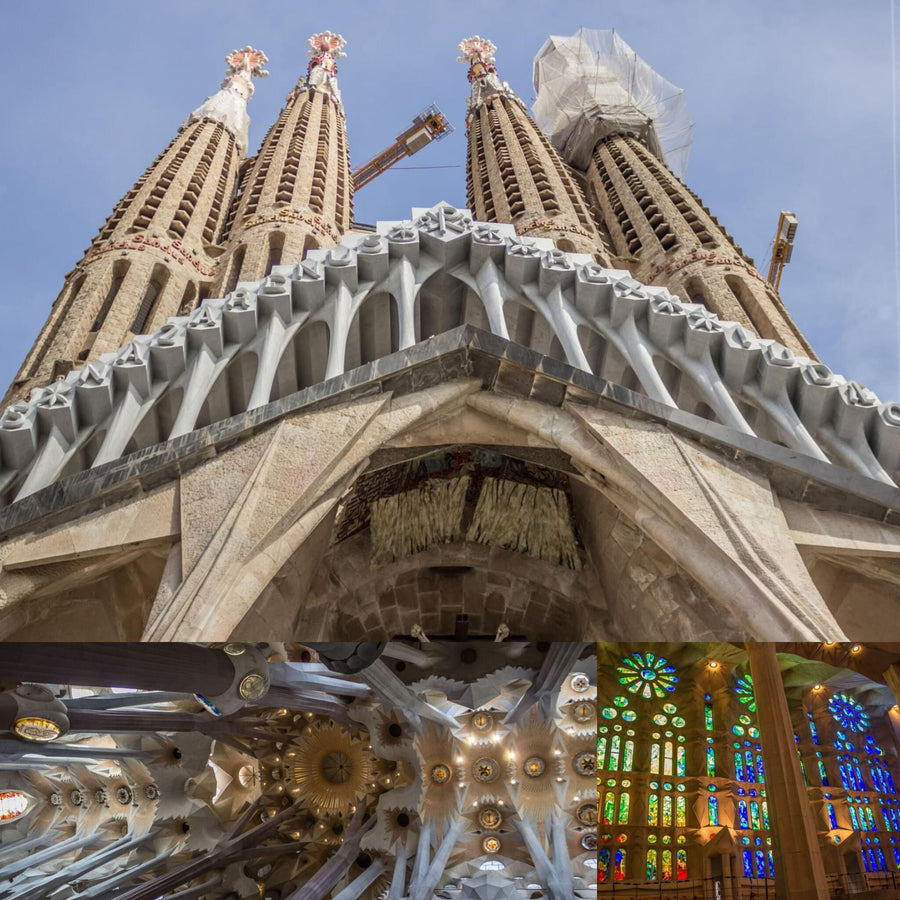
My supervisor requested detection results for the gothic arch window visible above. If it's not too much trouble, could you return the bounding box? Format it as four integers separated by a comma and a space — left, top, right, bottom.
802, 691, 900, 873
224, 245, 246, 296
730, 671, 774, 880
266, 230, 286, 275
131, 264, 170, 334
599, 650, 689, 884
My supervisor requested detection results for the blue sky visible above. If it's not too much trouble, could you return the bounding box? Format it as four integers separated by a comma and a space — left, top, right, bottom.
2, 1, 898, 400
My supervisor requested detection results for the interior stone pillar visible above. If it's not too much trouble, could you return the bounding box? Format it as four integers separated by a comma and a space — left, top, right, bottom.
746, 642, 829, 900
885, 663, 900, 707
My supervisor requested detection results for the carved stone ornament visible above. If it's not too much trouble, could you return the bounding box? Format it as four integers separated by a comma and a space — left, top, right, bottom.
472, 757, 499, 784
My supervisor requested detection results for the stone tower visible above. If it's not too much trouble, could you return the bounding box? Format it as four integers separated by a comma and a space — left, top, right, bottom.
214, 31, 353, 292
533, 29, 814, 358
458, 36, 610, 261
5, 48, 268, 404
584, 134, 814, 357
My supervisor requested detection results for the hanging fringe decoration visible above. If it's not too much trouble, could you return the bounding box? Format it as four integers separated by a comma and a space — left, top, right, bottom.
466, 478, 581, 569
370, 476, 470, 568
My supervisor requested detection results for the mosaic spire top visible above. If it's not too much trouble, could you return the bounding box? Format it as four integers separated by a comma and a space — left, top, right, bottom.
302, 31, 346, 109
187, 46, 268, 151
457, 35, 513, 113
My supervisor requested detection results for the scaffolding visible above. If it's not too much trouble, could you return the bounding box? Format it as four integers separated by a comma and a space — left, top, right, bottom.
532, 28, 694, 179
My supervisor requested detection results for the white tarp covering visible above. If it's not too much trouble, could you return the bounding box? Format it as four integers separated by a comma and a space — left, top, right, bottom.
532, 28, 694, 179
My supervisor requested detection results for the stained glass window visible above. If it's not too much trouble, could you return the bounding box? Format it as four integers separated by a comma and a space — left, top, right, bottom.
676, 848, 687, 881
762, 801, 770, 830
708, 795, 719, 825
756, 850, 767, 878
646, 849, 657, 882
648, 794, 658, 826
623, 740, 634, 773
735, 751, 744, 781
745, 750, 756, 783
598, 849, 610, 883
617, 651, 678, 698
705, 698, 714, 731
676, 745, 686, 776
614, 849, 626, 881
736, 675, 757, 712
664, 742, 674, 776
603, 792, 615, 825
829, 693, 869, 733
597, 737, 607, 769
750, 800, 761, 830
706, 746, 716, 777
676, 795, 686, 827
826, 803, 837, 829
618, 792, 630, 824
662, 849, 673, 882
662, 794, 673, 827
650, 743, 660, 775
818, 759, 828, 787
610, 735, 621, 772
742, 850, 753, 878
738, 800, 749, 829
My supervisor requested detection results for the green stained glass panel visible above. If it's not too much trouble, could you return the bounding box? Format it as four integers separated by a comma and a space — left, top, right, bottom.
646, 848, 657, 882
663, 794, 673, 827
603, 791, 615, 825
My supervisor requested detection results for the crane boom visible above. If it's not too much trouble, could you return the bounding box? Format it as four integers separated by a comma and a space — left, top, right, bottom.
766, 211, 798, 291
352, 104, 453, 190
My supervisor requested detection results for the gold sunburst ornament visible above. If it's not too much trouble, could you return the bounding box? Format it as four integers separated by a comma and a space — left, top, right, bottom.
290, 720, 374, 813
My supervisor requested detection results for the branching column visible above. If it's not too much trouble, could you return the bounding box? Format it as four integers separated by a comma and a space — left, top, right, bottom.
746, 642, 829, 900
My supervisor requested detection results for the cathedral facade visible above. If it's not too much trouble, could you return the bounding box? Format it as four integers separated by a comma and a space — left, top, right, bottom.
0, 31, 897, 643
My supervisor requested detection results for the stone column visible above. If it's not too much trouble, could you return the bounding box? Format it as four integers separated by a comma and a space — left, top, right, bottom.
746, 643, 829, 900
387, 844, 409, 900
331, 859, 385, 900
505, 642, 586, 723
287, 804, 375, 900
0, 644, 235, 695
361, 661, 458, 729
884, 663, 900, 707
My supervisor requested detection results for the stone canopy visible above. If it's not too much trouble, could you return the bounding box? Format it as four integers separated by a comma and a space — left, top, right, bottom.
0, 205, 898, 642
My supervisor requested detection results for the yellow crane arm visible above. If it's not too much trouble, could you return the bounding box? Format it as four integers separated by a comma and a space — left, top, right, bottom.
352, 104, 453, 191
766, 211, 798, 291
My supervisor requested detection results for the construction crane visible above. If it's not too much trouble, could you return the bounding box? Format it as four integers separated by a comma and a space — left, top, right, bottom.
352, 104, 453, 190
766, 211, 798, 290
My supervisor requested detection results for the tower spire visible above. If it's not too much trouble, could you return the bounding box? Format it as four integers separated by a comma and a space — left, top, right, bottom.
304, 30, 346, 109
187, 46, 269, 152
4, 47, 267, 404
457, 36, 610, 261
532, 29, 815, 358
215, 31, 353, 291
457, 36, 512, 112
